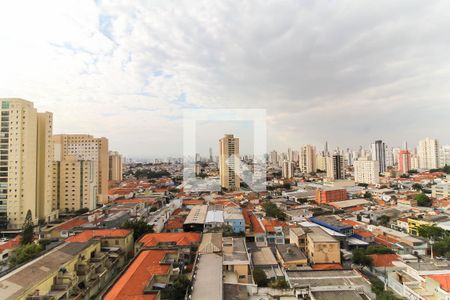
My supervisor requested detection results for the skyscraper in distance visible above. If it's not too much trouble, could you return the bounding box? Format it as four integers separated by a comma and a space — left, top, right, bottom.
219, 134, 240, 191
371, 140, 386, 173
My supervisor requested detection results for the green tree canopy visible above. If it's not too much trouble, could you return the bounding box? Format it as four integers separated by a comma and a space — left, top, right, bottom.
21, 209, 34, 245
253, 268, 269, 287
9, 243, 42, 267
122, 219, 154, 241
262, 201, 286, 221
415, 193, 432, 207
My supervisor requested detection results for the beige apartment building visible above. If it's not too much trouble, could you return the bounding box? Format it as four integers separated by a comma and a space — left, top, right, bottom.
109, 150, 123, 181
0, 99, 57, 229
306, 227, 341, 264
53, 134, 109, 205
219, 134, 240, 191
52, 156, 97, 212
300, 144, 316, 174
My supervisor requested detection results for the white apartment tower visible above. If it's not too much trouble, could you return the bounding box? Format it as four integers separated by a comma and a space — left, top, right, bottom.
282, 160, 294, 179
219, 134, 240, 191
354, 159, 380, 185
0, 99, 57, 228
418, 137, 439, 169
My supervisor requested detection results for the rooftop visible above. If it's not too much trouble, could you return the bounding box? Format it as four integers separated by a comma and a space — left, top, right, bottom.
307, 227, 338, 243
184, 205, 208, 224
138, 232, 201, 248
104, 250, 174, 300
252, 247, 278, 266
191, 254, 223, 300
65, 229, 131, 243
0, 242, 94, 300
276, 244, 307, 263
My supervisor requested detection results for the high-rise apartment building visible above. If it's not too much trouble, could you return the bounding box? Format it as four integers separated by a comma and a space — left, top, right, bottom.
371, 140, 386, 173
398, 150, 411, 174
0, 99, 57, 228
270, 150, 278, 165
52, 157, 97, 212
316, 152, 327, 172
300, 145, 316, 174
417, 137, 439, 169
354, 159, 380, 185
439, 145, 450, 168
219, 134, 240, 191
109, 151, 123, 181
326, 154, 345, 180
282, 160, 294, 179
53, 134, 109, 204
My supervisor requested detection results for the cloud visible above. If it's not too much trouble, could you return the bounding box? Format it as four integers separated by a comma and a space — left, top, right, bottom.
0, 0, 449, 158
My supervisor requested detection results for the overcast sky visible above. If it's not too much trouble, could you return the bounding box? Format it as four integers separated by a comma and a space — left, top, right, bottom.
1, 0, 449, 159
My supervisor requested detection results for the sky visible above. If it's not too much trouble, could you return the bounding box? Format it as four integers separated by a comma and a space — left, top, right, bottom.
0, 0, 449, 159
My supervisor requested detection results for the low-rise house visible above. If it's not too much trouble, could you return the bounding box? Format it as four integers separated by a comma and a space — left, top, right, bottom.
222, 237, 251, 284
275, 244, 308, 269
223, 206, 245, 233
65, 229, 134, 257
136, 232, 201, 264
310, 215, 353, 236
103, 249, 180, 300
0, 240, 125, 300
306, 227, 341, 265
252, 247, 284, 280
289, 227, 307, 252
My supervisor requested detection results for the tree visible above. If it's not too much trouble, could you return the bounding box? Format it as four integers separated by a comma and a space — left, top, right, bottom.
378, 215, 390, 226
269, 278, 289, 289
363, 191, 373, 199
412, 183, 423, 191
9, 243, 42, 267
418, 225, 448, 240
352, 248, 373, 268
415, 193, 432, 207
366, 245, 394, 255
262, 201, 286, 221
253, 268, 268, 287
122, 219, 154, 241
21, 209, 34, 245
163, 274, 190, 300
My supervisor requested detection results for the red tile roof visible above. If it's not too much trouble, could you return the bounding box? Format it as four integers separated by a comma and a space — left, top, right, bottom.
312, 263, 343, 270
55, 218, 88, 231
368, 254, 400, 267
182, 199, 204, 206
262, 219, 289, 233
427, 274, 450, 292
137, 232, 201, 247
249, 213, 265, 234
374, 235, 400, 248
341, 219, 362, 227
0, 235, 21, 254
104, 250, 173, 300
65, 229, 132, 243
353, 229, 374, 238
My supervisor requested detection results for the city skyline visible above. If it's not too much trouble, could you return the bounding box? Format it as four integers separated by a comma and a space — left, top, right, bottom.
1, 1, 450, 158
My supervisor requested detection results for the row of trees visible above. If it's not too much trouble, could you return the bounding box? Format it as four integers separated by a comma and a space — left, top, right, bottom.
417, 225, 450, 258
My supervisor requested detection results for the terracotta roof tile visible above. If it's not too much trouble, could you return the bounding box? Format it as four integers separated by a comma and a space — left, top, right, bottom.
66, 229, 131, 243
104, 250, 173, 300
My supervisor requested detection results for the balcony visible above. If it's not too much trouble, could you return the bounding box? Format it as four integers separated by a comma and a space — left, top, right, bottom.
89, 252, 107, 263
51, 271, 78, 291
